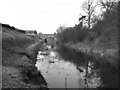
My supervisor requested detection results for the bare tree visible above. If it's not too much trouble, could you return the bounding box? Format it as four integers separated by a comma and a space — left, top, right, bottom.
98, 0, 118, 13
82, 0, 97, 28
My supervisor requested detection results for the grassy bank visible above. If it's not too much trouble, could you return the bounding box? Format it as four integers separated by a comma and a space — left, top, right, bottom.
56, 1, 118, 67
2, 24, 48, 89
65, 42, 118, 67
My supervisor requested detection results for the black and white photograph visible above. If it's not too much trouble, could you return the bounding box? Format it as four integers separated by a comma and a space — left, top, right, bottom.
0, 0, 119, 89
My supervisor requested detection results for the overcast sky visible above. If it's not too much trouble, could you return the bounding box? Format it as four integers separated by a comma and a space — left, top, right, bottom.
0, 0, 85, 34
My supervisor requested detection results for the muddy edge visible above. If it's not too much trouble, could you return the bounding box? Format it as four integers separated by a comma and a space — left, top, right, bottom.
20, 41, 48, 87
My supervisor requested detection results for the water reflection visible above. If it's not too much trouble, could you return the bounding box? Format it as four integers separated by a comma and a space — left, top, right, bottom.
36, 52, 85, 88
57, 45, 118, 88
36, 45, 118, 89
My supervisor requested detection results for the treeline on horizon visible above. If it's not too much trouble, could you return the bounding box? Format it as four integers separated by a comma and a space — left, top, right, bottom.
57, 0, 118, 49
1, 23, 38, 34
1, 23, 26, 33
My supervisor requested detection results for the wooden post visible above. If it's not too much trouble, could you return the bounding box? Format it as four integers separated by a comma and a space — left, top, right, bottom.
65, 77, 67, 90
85, 55, 89, 89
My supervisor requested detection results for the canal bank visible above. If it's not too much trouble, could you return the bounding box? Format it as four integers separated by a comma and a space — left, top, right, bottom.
2, 26, 48, 89
35, 44, 118, 88
57, 45, 118, 88
64, 43, 118, 67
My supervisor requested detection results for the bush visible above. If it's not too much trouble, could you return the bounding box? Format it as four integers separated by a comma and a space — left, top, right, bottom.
57, 25, 90, 44
57, 1, 118, 47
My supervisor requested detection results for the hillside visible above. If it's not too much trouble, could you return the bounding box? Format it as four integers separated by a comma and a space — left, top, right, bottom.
1, 24, 48, 89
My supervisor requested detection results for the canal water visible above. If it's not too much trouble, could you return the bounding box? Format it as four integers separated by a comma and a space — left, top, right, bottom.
35, 46, 118, 89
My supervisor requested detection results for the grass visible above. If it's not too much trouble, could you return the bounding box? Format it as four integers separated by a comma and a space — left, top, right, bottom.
2, 26, 47, 89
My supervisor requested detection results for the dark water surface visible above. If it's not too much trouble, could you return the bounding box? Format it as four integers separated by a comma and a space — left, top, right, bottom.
36, 45, 118, 89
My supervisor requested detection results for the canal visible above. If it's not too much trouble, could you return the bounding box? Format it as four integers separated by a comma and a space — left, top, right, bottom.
36, 45, 118, 89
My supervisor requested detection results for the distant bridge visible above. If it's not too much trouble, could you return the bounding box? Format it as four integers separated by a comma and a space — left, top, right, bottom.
39, 34, 56, 39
